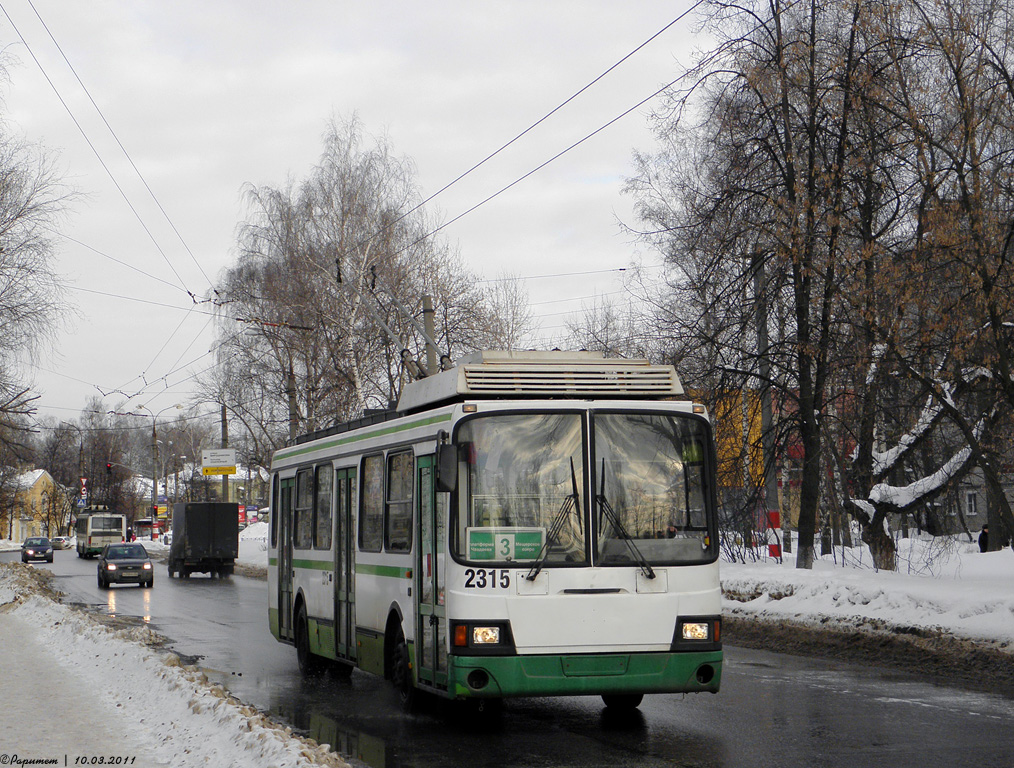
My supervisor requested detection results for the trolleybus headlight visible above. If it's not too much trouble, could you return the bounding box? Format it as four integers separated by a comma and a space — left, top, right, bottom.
672, 617, 721, 650
450, 621, 516, 655
682, 622, 710, 641
472, 626, 500, 644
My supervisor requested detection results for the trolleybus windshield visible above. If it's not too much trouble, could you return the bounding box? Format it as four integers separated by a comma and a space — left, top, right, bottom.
593, 411, 712, 565
455, 412, 586, 567
453, 409, 714, 568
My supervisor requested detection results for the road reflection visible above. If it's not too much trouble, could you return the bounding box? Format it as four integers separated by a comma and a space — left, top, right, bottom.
262, 671, 696, 768
100, 583, 152, 623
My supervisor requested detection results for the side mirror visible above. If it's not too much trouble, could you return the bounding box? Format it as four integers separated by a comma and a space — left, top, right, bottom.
436, 443, 457, 493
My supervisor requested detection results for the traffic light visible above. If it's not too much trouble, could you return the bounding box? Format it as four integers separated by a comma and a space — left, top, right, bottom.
106, 462, 112, 474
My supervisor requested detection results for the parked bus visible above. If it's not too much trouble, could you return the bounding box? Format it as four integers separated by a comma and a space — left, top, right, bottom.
267, 351, 722, 711
76, 511, 127, 557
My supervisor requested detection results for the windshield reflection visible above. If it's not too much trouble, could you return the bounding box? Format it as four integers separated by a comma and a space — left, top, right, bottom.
453, 411, 713, 567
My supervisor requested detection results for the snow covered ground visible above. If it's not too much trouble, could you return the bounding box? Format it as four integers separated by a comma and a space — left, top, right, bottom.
1, 522, 340, 766
723, 536, 1014, 647
1, 528, 1012, 766
0, 563, 346, 767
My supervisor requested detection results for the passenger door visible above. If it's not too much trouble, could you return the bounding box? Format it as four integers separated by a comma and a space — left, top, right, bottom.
415, 455, 447, 691
333, 467, 357, 662
278, 477, 295, 641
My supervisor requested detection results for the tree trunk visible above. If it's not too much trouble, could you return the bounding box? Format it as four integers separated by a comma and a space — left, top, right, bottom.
794, 397, 822, 569
861, 510, 897, 570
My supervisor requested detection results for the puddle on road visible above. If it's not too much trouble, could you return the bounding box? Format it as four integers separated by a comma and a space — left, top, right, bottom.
62, 600, 204, 663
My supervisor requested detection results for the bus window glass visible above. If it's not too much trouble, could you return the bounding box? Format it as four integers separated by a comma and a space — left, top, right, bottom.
315, 464, 333, 549
360, 455, 384, 551
386, 452, 413, 551
295, 469, 314, 549
454, 413, 585, 566
592, 412, 712, 565
92, 516, 125, 531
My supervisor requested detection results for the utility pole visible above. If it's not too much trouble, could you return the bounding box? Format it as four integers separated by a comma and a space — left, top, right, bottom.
221, 404, 229, 503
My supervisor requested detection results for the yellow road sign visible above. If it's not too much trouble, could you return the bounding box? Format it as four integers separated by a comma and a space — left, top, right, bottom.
202, 466, 236, 476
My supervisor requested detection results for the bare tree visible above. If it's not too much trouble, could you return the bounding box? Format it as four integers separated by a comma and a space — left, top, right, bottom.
0, 108, 69, 447
207, 114, 516, 444
624, 0, 1014, 569
478, 272, 537, 351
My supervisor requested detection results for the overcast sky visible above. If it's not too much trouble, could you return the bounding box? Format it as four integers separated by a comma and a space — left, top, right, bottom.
0, 0, 703, 429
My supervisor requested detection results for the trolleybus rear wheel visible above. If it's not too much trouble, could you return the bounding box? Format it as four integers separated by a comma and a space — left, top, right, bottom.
391, 631, 416, 711
295, 605, 325, 676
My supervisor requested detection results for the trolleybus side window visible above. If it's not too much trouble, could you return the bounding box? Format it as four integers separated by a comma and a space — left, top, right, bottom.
386, 451, 413, 552
592, 411, 714, 565
360, 454, 384, 552
453, 412, 586, 566
294, 468, 314, 549
315, 464, 333, 550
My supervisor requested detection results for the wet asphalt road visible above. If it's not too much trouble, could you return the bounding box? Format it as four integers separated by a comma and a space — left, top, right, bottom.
6, 548, 1014, 768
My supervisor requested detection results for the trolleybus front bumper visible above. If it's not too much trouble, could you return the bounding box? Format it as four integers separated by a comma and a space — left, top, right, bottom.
446, 649, 722, 699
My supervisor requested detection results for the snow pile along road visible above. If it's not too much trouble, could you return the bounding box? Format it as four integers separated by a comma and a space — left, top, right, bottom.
722, 537, 1014, 648
0, 563, 348, 768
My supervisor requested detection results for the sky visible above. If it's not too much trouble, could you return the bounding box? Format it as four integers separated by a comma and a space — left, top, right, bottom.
3, 532, 1013, 765
0, 0, 705, 430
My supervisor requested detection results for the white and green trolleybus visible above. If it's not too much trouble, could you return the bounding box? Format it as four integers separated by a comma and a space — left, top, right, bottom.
267, 351, 722, 710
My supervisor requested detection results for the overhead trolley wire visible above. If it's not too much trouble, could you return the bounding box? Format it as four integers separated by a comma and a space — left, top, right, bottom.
348, 1, 706, 258
396, 73, 686, 260
0, 2, 195, 296
47, 227, 191, 295
24, 0, 214, 290
67, 285, 218, 316
16, 0, 229, 411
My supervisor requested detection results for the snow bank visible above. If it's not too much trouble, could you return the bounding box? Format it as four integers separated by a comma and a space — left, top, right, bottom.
0, 563, 348, 768
723, 537, 1014, 646
238, 520, 269, 567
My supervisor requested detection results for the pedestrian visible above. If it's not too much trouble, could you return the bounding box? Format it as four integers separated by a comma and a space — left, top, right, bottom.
978, 524, 989, 553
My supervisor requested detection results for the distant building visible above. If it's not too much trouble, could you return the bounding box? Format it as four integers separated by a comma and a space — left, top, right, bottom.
6, 469, 73, 541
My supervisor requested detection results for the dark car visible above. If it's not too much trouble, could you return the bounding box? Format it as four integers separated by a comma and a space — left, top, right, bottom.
97, 543, 154, 589
21, 536, 54, 563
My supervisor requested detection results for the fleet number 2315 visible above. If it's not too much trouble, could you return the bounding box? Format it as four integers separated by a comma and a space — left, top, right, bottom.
463, 568, 510, 589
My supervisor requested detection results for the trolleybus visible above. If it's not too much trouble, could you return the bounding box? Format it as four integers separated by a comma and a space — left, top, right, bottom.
267, 351, 722, 710
76, 510, 127, 557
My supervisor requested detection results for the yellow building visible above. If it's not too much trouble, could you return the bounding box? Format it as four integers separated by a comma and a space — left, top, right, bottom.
9, 469, 73, 542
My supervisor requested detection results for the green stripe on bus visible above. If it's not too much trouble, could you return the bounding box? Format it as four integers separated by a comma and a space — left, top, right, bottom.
356, 563, 412, 579
293, 559, 332, 571
268, 557, 409, 578
274, 412, 452, 462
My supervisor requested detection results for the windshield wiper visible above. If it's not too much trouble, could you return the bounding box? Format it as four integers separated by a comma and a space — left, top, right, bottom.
527, 457, 581, 581
597, 459, 655, 579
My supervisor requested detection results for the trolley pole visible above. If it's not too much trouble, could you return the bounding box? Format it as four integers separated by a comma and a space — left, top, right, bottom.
423, 294, 438, 374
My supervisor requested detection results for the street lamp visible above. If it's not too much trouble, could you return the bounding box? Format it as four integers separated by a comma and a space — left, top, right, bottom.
61, 421, 86, 529
136, 403, 182, 531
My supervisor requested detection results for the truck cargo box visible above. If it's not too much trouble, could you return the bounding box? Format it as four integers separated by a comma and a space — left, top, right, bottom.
168, 502, 239, 578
